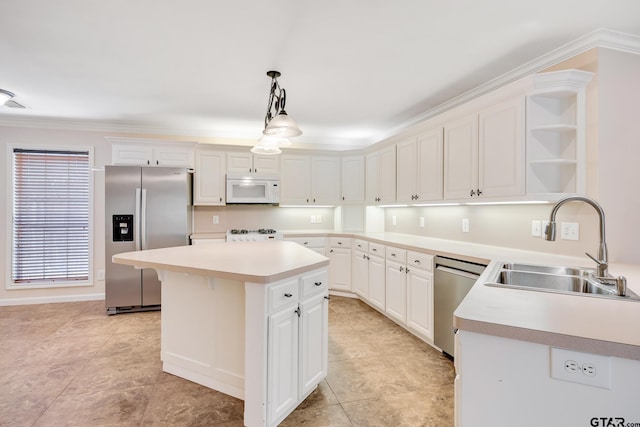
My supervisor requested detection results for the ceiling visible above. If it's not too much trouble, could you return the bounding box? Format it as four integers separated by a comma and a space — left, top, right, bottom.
1, 1, 640, 150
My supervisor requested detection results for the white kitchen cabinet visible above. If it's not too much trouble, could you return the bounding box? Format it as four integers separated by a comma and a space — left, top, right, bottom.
285, 236, 327, 256
396, 128, 444, 203
328, 238, 352, 292
267, 270, 329, 426
366, 146, 396, 204
351, 240, 369, 299
444, 97, 524, 200
299, 292, 328, 397
193, 149, 226, 206
280, 155, 340, 205
367, 243, 386, 311
406, 251, 434, 341
267, 301, 299, 425
385, 247, 407, 324
341, 155, 365, 203
111, 142, 195, 168
227, 151, 279, 174
526, 69, 593, 197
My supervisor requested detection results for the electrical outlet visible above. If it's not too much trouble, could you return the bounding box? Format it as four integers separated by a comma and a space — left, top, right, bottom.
560, 222, 580, 240
310, 215, 316, 224
419, 217, 425, 228
316, 215, 322, 223
392, 215, 397, 226
462, 218, 469, 233
531, 220, 542, 237
212, 215, 219, 224
551, 347, 611, 389
97, 270, 105, 281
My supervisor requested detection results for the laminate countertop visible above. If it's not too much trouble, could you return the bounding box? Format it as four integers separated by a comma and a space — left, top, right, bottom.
283, 231, 640, 360
112, 240, 329, 284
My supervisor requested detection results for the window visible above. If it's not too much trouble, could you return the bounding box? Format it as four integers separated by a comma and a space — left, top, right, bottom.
11, 148, 91, 286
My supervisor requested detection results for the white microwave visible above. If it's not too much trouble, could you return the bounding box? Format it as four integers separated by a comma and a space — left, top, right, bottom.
226, 173, 280, 204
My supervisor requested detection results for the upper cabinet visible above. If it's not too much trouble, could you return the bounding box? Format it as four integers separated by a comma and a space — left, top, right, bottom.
396, 128, 444, 203
341, 155, 365, 203
194, 149, 226, 206
110, 139, 195, 168
444, 97, 525, 201
227, 151, 280, 174
280, 155, 341, 205
366, 146, 396, 204
525, 69, 593, 197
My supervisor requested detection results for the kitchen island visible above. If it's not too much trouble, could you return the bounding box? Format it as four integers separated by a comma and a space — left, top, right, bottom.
112, 241, 330, 427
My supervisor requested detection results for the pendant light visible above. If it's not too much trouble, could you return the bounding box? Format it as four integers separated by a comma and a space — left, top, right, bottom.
251, 71, 302, 154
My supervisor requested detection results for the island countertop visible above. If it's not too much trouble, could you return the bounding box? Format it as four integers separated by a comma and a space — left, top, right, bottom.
112, 240, 329, 284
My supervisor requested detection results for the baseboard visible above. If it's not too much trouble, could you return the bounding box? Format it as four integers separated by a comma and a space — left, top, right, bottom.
0, 293, 104, 306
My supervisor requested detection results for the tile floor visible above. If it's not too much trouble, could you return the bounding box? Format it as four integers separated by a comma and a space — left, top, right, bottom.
0, 296, 454, 426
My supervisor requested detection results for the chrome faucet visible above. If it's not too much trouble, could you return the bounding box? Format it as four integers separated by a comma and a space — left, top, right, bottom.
544, 196, 627, 296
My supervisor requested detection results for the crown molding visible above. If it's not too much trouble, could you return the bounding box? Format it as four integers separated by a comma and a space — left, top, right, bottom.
372, 28, 640, 144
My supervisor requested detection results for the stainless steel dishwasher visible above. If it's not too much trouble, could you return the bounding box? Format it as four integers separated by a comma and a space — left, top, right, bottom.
434, 256, 486, 358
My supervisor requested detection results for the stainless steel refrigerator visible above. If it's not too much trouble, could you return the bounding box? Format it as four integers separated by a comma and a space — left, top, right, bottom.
105, 166, 192, 314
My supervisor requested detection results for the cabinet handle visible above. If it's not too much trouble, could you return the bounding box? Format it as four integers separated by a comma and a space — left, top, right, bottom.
414, 259, 421, 264
314, 281, 322, 286
294, 307, 301, 317
363, 254, 367, 260
313, 198, 316, 203
391, 253, 396, 257
405, 267, 410, 274
330, 249, 334, 253
338, 241, 342, 245
284, 293, 293, 298
342, 196, 345, 200
255, 168, 257, 173
477, 189, 482, 196
372, 248, 377, 252
219, 197, 222, 202
324, 296, 330, 300
470, 189, 476, 197
156, 160, 159, 165
303, 241, 309, 245
147, 160, 150, 165
399, 266, 404, 272
307, 198, 309, 203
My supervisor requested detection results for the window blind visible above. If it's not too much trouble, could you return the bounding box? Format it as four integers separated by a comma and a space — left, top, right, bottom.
12, 148, 90, 284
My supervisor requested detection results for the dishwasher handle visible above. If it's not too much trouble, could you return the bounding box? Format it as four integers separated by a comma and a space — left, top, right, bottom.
436, 265, 481, 281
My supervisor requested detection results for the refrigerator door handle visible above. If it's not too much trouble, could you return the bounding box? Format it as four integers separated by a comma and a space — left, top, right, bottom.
141, 188, 148, 250
135, 188, 142, 251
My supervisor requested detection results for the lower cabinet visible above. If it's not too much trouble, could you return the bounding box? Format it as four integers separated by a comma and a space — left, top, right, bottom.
352, 248, 369, 299
406, 252, 434, 341
267, 270, 328, 426
328, 238, 352, 292
367, 244, 386, 311
385, 248, 408, 324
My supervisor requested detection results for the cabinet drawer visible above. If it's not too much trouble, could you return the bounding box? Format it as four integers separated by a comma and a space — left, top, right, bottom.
386, 247, 407, 263
368, 242, 385, 257
286, 236, 327, 249
268, 278, 300, 312
301, 270, 328, 298
329, 237, 352, 248
407, 251, 434, 272
353, 239, 369, 252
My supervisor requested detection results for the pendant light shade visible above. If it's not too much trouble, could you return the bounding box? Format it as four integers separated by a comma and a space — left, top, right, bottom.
0, 89, 15, 106
263, 111, 303, 137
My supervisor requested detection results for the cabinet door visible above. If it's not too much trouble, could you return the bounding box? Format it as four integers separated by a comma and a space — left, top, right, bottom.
194, 151, 226, 205
478, 97, 525, 198
365, 152, 379, 203
368, 255, 386, 311
154, 146, 195, 168
378, 146, 397, 203
253, 154, 280, 174
352, 250, 369, 299
444, 114, 478, 200
280, 155, 312, 205
299, 293, 328, 397
112, 144, 153, 166
406, 268, 434, 341
328, 248, 352, 292
311, 157, 341, 205
396, 139, 417, 203
268, 307, 299, 425
416, 128, 444, 201
385, 260, 407, 324
341, 155, 365, 202
227, 152, 253, 173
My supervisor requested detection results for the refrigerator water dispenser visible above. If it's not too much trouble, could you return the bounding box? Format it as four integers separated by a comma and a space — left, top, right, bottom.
112, 214, 134, 241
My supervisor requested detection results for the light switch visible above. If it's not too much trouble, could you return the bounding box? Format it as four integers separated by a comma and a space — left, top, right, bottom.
462, 218, 469, 233
419, 217, 425, 228
531, 220, 541, 237
560, 222, 579, 241
392, 216, 397, 226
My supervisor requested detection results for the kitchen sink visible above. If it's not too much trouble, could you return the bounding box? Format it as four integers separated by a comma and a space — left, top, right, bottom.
485, 263, 640, 301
